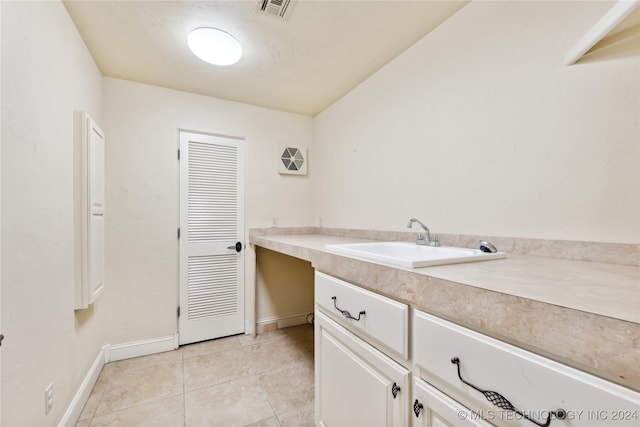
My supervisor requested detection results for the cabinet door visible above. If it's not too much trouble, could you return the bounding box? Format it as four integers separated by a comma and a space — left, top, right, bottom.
88, 119, 104, 213
88, 213, 104, 301
413, 377, 494, 427
75, 112, 105, 309
87, 117, 105, 303
315, 311, 409, 427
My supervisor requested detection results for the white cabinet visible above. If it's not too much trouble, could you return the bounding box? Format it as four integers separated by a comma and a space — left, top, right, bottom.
413, 310, 640, 427
413, 377, 493, 427
315, 311, 409, 427
314, 272, 409, 427
313, 271, 640, 427
75, 112, 105, 309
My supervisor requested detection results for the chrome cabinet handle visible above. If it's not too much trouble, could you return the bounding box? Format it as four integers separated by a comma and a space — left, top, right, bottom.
331, 296, 365, 321
451, 357, 566, 427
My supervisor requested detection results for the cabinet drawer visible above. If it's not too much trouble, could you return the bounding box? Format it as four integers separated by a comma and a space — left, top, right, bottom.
413, 310, 639, 426
315, 271, 408, 359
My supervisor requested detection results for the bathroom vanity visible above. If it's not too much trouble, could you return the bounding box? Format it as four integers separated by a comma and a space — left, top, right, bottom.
250, 229, 640, 426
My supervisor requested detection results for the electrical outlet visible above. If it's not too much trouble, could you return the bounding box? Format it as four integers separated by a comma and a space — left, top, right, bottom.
44, 383, 54, 415
272, 217, 278, 227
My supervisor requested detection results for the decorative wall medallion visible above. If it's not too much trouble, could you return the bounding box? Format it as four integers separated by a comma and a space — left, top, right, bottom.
279, 146, 307, 175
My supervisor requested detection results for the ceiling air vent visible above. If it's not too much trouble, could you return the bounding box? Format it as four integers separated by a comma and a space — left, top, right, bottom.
256, 0, 293, 20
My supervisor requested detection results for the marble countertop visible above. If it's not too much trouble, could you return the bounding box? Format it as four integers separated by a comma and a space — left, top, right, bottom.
250, 231, 640, 392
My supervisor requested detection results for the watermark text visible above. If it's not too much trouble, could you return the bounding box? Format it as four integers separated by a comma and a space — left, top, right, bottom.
457, 409, 638, 422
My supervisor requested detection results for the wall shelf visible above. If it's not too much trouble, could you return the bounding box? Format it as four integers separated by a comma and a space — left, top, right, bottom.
564, 0, 640, 65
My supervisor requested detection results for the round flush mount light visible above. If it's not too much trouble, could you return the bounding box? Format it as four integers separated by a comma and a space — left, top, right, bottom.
188, 27, 242, 66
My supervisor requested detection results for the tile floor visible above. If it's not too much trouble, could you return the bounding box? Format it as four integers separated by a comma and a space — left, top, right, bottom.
75, 325, 315, 427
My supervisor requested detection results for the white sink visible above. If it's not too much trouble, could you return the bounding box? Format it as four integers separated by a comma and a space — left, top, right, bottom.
325, 241, 506, 268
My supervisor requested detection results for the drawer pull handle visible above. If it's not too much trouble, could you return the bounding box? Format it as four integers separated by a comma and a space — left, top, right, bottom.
391, 382, 401, 398
413, 399, 424, 417
331, 296, 365, 321
451, 357, 566, 427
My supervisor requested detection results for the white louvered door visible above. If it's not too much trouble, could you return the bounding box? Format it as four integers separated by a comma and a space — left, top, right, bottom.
179, 131, 245, 345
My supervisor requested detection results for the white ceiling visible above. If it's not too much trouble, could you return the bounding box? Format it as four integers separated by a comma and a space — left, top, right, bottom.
63, 0, 468, 116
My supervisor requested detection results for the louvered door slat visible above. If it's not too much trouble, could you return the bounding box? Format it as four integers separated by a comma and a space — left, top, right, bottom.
187, 254, 238, 320
187, 140, 237, 243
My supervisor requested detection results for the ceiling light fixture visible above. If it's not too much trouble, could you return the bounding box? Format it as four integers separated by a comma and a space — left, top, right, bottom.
188, 27, 242, 66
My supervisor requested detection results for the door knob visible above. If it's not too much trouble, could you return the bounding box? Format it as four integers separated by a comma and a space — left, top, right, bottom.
226, 242, 242, 253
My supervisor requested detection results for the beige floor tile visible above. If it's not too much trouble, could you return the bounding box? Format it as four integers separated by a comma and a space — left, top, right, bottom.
285, 332, 314, 353
183, 347, 253, 391
185, 376, 275, 427
104, 349, 183, 374
182, 335, 242, 359
283, 324, 314, 338
89, 395, 184, 426
238, 329, 290, 347
76, 327, 316, 427
262, 348, 313, 377
77, 366, 110, 426
245, 416, 281, 427
278, 402, 315, 427
74, 419, 92, 427
259, 357, 314, 414
78, 388, 104, 421
244, 333, 313, 374
78, 369, 112, 421
94, 361, 183, 416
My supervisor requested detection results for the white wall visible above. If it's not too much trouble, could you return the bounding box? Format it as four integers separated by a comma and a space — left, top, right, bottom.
0, 1, 3, 418
314, 1, 639, 244
102, 78, 314, 344
1, 1, 106, 425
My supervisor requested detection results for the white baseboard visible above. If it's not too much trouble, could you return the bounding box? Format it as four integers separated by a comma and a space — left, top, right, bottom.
256, 313, 312, 334
106, 334, 179, 362
58, 345, 108, 427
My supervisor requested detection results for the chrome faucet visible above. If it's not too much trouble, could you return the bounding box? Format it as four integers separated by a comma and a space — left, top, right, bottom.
407, 218, 440, 246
